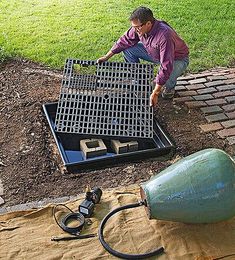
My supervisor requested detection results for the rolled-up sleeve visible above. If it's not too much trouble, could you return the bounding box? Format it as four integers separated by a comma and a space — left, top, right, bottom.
155, 32, 175, 86
111, 27, 140, 54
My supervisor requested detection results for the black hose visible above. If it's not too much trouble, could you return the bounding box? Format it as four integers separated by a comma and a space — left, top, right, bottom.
98, 201, 164, 259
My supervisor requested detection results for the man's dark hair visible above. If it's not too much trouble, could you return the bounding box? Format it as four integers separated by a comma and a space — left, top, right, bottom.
129, 6, 155, 23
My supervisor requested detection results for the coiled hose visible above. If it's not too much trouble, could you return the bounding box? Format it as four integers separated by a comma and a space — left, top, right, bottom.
98, 200, 164, 259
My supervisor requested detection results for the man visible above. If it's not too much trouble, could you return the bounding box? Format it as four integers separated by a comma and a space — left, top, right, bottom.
97, 6, 189, 107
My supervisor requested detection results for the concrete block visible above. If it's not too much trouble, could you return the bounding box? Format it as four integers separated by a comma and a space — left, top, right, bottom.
205, 113, 228, 123
205, 81, 224, 87
173, 96, 193, 103
191, 72, 212, 78
80, 139, 107, 159
197, 87, 217, 94
225, 96, 235, 104
213, 90, 234, 98
207, 75, 227, 81
216, 84, 235, 91
217, 128, 235, 138
176, 80, 188, 85
185, 84, 205, 90
188, 78, 207, 85
178, 90, 197, 97
0, 180, 3, 196
224, 78, 235, 84
221, 120, 235, 129
226, 111, 235, 119
227, 136, 235, 145
185, 101, 207, 108
111, 140, 138, 154
200, 106, 222, 115
205, 98, 227, 106
222, 104, 235, 112
199, 123, 223, 133
226, 74, 235, 79
175, 85, 186, 91
193, 94, 214, 101
0, 197, 4, 206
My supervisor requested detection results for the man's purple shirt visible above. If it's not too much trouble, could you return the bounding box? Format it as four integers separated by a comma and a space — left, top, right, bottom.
111, 20, 189, 86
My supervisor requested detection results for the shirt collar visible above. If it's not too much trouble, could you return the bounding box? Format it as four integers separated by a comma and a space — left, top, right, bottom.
146, 19, 159, 37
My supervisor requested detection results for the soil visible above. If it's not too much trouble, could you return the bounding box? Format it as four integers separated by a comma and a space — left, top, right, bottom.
0, 59, 232, 207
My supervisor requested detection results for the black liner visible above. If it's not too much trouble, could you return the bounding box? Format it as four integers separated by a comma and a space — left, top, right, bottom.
43, 103, 174, 173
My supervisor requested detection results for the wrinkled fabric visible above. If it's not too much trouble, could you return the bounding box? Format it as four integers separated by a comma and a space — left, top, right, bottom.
0, 185, 234, 260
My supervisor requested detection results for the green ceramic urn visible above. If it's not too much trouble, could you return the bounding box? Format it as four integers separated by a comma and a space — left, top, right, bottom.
140, 148, 235, 223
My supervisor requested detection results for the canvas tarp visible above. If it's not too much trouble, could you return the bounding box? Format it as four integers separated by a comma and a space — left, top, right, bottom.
0, 185, 234, 260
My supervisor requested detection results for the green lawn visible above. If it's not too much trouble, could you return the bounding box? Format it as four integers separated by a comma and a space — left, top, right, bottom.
0, 0, 234, 72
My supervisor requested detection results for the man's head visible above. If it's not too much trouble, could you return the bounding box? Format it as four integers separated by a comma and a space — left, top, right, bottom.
129, 6, 155, 36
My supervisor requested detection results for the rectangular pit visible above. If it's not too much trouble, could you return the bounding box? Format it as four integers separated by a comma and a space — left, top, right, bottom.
43, 103, 174, 173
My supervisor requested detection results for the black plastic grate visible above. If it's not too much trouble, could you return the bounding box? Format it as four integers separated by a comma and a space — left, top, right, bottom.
55, 59, 154, 139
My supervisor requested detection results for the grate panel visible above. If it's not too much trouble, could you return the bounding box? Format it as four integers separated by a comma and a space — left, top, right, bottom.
55, 59, 154, 139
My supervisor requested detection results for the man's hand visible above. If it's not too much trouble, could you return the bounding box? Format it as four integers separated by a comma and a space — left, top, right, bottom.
150, 85, 162, 107
97, 51, 114, 64
97, 56, 109, 63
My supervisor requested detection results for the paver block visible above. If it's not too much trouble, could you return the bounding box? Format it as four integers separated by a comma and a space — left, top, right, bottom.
216, 84, 235, 91
209, 71, 228, 76
224, 78, 235, 84
205, 98, 227, 106
111, 140, 138, 154
227, 136, 235, 145
226, 74, 235, 79
207, 75, 227, 81
80, 139, 107, 159
199, 123, 223, 133
205, 113, 228, 123
176, 80, 188, 85
193, 94, 214, 101
205, 81, 224, 87
226, 111, 235, 119
222, 104, 235, 112
188, 78, 207, 85
221, 120, 235, 129
0, 197, 4, 206
189, 72, 212, 78
225, 96, 235, 104
175, 85, 187, 91
217, 127, 235, 138
200, 106, 222, 115
185, 101, 207, 108
178, 90, 198, 97
173, 96, 194, 103
0, 180, 3, 196
178, 75, 194, 81
197, 87, 217, 94
213, 90, 234, 98
185, 84, 205, 90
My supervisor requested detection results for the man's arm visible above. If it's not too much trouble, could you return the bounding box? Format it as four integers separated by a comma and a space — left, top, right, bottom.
150, 32, 174, 106
97, 51, 115, 63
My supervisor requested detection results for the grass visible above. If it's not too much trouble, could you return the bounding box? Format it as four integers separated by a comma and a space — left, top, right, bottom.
0, 0, 234, 72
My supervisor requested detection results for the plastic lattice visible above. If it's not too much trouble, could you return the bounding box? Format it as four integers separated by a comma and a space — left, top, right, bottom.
55, 59, 154, 139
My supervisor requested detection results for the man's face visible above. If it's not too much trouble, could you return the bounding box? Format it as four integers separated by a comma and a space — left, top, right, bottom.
131, 19, 152, 36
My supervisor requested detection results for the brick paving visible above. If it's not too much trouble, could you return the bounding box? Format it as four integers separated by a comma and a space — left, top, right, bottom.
0, 180, 3, 206
175, 67, 235, 152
